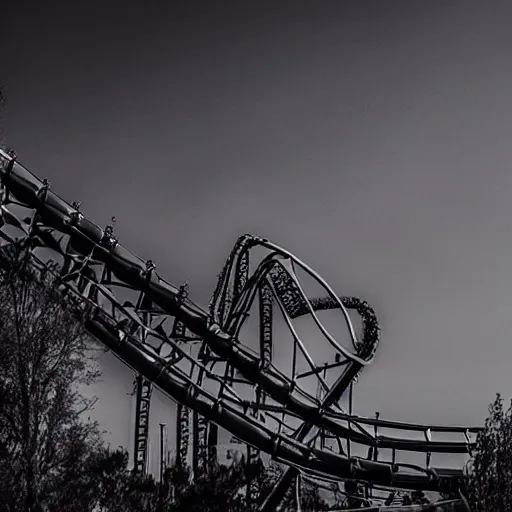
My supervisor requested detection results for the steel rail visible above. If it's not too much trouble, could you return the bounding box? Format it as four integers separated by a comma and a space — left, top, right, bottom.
0, 149, 480, 499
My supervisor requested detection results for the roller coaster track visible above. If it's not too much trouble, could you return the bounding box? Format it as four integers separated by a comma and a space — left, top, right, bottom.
0, 149, 481, 509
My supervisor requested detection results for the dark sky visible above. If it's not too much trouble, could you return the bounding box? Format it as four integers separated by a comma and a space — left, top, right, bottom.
3, 0, 512, 473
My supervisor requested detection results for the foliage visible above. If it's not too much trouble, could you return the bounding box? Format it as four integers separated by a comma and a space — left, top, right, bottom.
0, 244, 103, 511
160, 457, 329, 512
462, 393, 512, 512
164, 461, 247, 512
75, 447, 160, 512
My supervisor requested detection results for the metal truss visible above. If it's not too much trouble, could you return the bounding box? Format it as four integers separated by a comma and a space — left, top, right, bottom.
133, 374, 153, 474
0, 149, 481, 509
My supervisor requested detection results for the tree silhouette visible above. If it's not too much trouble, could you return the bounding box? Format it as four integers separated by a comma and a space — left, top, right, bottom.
462, 393, 512, 511
0, 244, 103, 511
161, 456, 329, 512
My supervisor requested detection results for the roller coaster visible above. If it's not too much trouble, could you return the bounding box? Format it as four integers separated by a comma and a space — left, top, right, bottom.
0, 148, 479, 510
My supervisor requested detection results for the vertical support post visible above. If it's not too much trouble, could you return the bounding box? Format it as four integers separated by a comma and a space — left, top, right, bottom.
172, 285, 190, 470
373, 412, 379, 461
158, 423, 168, 512
159, 423, 166, 483
192, 411, 199, 476
207, 422, 219, 468
347, 381, 353, 459
318, 366, 328, 452
425, 428, 432, 469
246, 387, 264, 505
133, 374, 152, 474
366, 411, 379, 500
176, 403, 190, 467
246, 442, 261, 506
192, 411, 208, 476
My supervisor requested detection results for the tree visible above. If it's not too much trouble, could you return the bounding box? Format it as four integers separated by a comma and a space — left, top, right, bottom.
462, 393, 512, 512
160, 456, 329, 512
74, 447, 160, 512
0, 243, 104, 512
164, 460, 247, 512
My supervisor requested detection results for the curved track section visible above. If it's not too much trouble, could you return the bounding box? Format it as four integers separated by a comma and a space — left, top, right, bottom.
0, 150, 481, 498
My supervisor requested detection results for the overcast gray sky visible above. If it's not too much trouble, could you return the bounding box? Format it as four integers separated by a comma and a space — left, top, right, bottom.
2, 0, 512, 475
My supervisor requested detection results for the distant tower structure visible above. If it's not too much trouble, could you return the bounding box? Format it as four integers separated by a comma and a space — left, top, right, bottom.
192, 411, 210, 474
176, 403, 190, 467
133, 374, 153, 473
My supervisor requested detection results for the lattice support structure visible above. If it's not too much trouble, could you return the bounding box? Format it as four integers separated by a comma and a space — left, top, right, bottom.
176, 403, 190, 467
192, 411, 209, 475
170, 283, 191, 469
133, 374, 153, 474
207, 421, 218, 469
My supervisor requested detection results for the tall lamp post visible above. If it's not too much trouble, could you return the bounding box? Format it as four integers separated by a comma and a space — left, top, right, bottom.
159, 423, 167, 482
